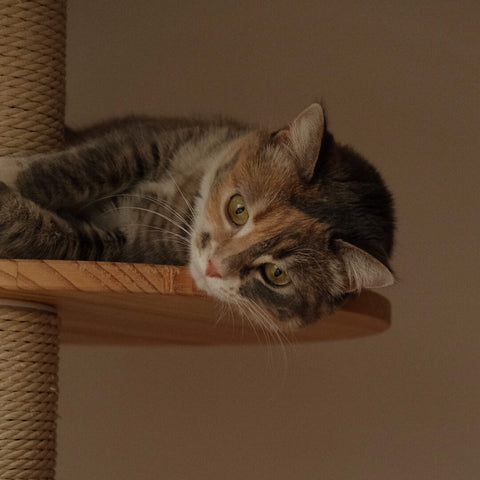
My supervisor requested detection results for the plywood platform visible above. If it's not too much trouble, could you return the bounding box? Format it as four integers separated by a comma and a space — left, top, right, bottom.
0, 260, 391, 345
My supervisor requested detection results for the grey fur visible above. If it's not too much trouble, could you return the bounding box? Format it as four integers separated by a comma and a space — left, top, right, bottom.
2, 116, 251, 263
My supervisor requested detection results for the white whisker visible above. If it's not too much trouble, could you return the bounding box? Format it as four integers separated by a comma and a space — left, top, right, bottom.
131, 224, 191, 246
166, 170, 196, 219
137, 193, 194, 232
104, 205, 192, 238
81, 193, 194, 234
245, 299, 291, 374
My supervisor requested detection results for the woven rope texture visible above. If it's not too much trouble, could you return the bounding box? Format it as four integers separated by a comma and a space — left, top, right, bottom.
0, 0, 66, 156
0, 1, 65, 478
0, 307, 59, 479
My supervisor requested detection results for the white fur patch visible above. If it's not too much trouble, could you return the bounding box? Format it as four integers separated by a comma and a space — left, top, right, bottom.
0, 156, 32, 188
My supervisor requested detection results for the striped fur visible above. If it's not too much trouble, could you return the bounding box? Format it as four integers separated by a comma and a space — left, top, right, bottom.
0, 104, 395, 330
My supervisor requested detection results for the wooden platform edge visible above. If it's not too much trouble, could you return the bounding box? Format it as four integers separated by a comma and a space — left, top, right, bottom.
0, 259, 391, 345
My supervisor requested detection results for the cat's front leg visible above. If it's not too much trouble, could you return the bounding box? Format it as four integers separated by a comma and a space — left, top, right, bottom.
0, 182, 124, 260
6, 128, 169, 212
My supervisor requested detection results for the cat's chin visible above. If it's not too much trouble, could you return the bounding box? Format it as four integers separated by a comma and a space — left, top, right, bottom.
189, 257, 235, 303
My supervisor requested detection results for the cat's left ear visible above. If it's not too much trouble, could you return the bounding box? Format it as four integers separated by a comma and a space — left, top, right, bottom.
337, 240, 395, 293
274, 103, 325, 181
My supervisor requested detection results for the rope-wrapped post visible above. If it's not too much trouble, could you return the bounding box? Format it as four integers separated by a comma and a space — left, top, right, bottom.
0, 1, 66, 478
0, 0, 66, 156
0, 302, 59, 479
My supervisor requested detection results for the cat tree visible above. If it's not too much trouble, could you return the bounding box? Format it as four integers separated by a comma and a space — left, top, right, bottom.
0, 1, 390, 478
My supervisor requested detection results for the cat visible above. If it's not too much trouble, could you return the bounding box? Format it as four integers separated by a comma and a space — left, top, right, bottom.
0, 103, 395, 330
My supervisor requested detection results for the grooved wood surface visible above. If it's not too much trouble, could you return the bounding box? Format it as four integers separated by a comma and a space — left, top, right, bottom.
0, 259, 390, 344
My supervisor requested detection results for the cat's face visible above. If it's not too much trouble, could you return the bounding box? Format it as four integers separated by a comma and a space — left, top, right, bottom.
190, 134, 343, 330
189, 104, 394, 330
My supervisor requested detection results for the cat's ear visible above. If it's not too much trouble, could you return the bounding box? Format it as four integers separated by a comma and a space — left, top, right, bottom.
274, 103, 325, 181
337, 240, 394, 293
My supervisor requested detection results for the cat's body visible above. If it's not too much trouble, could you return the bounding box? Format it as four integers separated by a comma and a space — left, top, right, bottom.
0, 104, 395, 329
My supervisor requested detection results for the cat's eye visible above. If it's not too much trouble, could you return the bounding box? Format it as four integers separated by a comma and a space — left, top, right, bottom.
263, 263, 290, 286
228, 194, 249, 226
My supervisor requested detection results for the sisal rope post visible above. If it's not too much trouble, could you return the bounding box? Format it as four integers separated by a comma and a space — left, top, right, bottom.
0, 303, 59, 479
0, 0, 66, 156
0, 1, 66, 478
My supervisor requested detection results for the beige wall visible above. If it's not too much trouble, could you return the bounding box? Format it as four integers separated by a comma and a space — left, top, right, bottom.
58, 1, 480, 479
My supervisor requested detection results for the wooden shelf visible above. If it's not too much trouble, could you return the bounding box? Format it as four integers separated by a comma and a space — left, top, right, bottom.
0, 259, 390, 345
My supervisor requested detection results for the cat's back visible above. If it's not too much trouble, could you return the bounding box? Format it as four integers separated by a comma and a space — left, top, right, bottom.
67, 113, 254, 182
66, 114, 252, 148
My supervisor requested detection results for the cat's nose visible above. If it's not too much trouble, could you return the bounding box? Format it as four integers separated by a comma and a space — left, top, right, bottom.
206, 259, 222, 279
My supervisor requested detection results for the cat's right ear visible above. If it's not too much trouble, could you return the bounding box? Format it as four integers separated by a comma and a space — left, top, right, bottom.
336, 240, 395, 293
273, 103, 325, 182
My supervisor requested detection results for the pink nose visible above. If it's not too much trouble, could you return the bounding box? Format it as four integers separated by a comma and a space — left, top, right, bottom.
206, 259, 222, 278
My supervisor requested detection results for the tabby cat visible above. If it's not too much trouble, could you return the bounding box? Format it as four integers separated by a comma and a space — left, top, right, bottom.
0, 104, 394, 329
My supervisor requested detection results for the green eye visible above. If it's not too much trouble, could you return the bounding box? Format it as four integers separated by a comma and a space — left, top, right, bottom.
228, 194, 249, 226
263, 263, 290, 286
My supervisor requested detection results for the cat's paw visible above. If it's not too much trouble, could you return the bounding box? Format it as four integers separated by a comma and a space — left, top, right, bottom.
0, 182, 41, 259
0, 180, 9, 193
0, 156, 22, 189
0, 181, 22, 211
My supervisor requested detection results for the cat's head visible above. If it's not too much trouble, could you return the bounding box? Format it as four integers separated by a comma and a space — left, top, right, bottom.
189, 104, 394, 330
